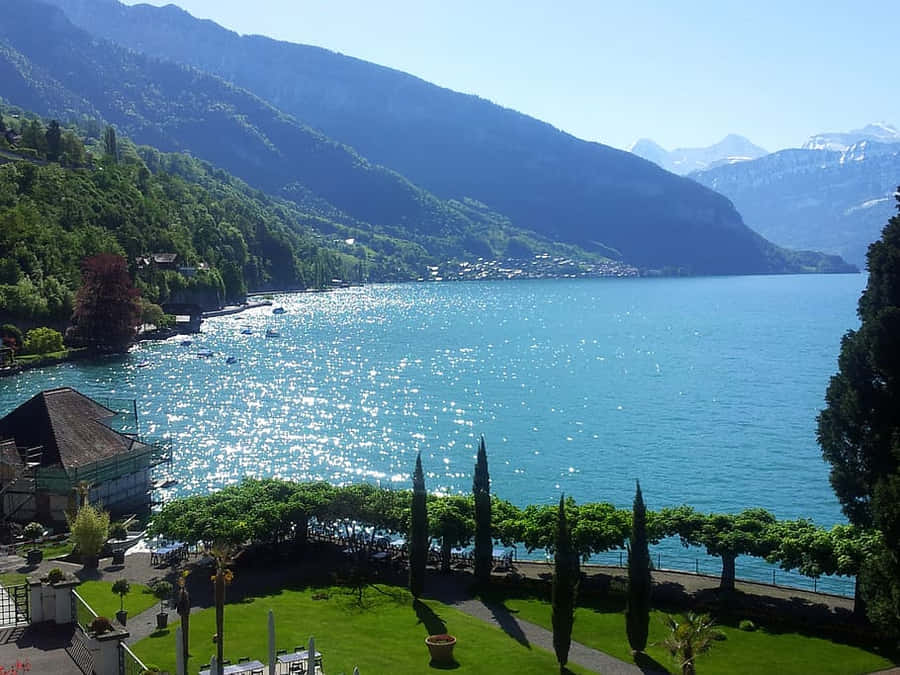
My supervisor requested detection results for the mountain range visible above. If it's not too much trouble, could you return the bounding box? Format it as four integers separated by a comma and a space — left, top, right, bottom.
0, 0, 855, 275
691, 141, 900, 267
629, 135, 769, 175
802, 122, 900, 152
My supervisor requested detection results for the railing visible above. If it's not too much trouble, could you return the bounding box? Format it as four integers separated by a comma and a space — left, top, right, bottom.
120, 641, 147, 675
73, 589, 98, 632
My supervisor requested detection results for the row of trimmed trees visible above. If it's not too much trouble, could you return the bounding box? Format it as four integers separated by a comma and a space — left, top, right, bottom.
150, 456, 871, 607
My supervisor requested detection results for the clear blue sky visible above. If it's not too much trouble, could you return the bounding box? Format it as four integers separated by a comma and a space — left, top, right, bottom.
124, 0, 897, 152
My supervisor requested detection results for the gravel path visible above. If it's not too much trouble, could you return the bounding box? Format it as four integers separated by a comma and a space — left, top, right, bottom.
426, 573, 661, 675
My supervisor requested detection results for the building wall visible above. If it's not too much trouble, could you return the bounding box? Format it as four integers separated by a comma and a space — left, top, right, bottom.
4, 460, 151, 526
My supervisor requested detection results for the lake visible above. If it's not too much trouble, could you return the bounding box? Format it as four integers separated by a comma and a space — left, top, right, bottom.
0, 274, 866, 594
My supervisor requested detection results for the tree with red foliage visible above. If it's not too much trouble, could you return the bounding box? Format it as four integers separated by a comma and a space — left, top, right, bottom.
69, 254, 140, 353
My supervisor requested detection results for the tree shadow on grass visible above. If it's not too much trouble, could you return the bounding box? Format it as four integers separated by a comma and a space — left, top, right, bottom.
634, 651, 672, 674
483, 599, 530, 648
413, 599, 447, 635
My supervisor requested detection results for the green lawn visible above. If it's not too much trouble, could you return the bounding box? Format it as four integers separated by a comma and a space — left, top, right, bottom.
132, 584, 593, 675
38, 539, 74, 559
77, 580, 158, 620
0, 572, 27, 587
486, 590, 896, 675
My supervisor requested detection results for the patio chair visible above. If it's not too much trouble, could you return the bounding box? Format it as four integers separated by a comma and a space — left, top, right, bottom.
200, 664, 210, 670
251, 670, 264, 675
222, 659, 232, 666
277, 648, 288, 655
293, 645, 305, 652
238, 657, 250, 663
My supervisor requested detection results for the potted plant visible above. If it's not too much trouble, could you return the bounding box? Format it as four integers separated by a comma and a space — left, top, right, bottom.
153, 580, 173, 629
23, 522, 43, 565
425, 633, 457, 664
46, 567, 66, 584
89, 616, 113, 636
111, 579, 131, 626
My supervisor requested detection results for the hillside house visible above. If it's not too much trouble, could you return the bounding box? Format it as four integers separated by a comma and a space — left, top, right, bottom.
152, 252, 178, 269
0, 388, 165, 526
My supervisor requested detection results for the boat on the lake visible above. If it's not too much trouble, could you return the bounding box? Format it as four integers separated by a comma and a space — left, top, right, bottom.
265, 327, 280, 338
136, 362, 150, 368
240, 328, 252, 335
272, 307, 286, 315
180, 340, 192, 347
197, 350, 214, 358
226, 356, 238, 364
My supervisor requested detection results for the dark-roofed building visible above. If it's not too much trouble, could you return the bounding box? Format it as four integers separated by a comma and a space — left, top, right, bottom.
151, 252, 178, 269
0, 388, 157, 525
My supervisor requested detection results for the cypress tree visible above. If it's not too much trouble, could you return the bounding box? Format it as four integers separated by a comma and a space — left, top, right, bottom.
45, 120, 61, 162
409, 452, 428, 598
473, 435, 492, 584
551, 495, 578, 671
626, 480, 651, 653
103, 125, 118, 162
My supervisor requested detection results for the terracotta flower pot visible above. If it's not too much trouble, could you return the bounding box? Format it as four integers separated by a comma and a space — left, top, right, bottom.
425, 634, 457, 664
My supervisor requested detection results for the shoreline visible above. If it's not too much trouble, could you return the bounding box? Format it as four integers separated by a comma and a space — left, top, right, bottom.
202, 299, 273, 318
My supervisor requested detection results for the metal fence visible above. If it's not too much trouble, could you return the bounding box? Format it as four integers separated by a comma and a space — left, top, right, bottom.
73, 589, 98, 632
120, 641, 147, 675
0, 583, 28, 628
572, 548, 856, 598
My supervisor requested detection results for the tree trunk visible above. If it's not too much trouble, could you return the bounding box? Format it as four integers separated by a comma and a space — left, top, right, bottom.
296, 516, 309, 554
852, 575, 866, 618
441, 538, 452, 573
682, 643, 695, 675
720, 553, 736, 592
215, 569, 225, 675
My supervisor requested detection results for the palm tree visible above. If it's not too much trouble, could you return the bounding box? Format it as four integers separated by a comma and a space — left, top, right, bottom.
210, 545, 234, 675
175, 572, 191, 669
660, 612, 723, 675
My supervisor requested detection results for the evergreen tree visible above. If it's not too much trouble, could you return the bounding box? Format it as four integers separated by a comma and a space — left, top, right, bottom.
104, 125, 118, 161
626, 480, 651, 653
818, 188, 900, 634
69, 254, 140, 353
473, 435, 493, 584
45, 120, 61, 162
552, 494, 578, 671
409, 453, 428, 598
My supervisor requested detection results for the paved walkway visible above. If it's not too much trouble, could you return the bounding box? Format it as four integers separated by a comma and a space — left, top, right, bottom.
426, 574, 661, 675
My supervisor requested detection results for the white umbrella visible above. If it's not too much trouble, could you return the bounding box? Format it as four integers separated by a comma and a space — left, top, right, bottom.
307, 636, 315, 674
268, 610, 276, 675
353, 668, 360, 675
175, 626, 185, 675
210, 656, 218, 675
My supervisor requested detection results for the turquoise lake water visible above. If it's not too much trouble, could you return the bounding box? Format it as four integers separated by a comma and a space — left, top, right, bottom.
0, 274, 866, 594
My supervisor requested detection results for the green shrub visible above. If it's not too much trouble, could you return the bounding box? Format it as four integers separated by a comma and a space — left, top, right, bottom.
67, 504, 110, 561
0, 323, 23, 349
109, 522, 128, 540
46, 567, 65, 584
90, 616, 113, 634
22, 326, 64, 355
739, 619, 757, 631
112, 579, 131, 611
152, 580, 173, 613
23, 521, 43, 549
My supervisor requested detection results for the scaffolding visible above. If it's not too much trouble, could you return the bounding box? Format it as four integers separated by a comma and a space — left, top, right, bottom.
0, 395, 172, 529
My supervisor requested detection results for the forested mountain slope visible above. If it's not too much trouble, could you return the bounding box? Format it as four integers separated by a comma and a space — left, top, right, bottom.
691, 141, 900, 268
25, 0, 854, 275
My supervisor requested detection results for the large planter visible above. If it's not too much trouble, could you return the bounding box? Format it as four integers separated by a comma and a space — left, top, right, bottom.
26, 549, 43, 565
116, 609, 128, 626
425, 634, 457, 664
156, 612, 169, 629
111, 549, 126, 565
82, 554, 99, 570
